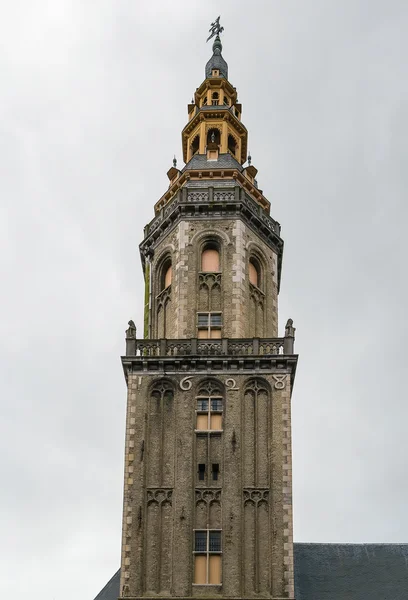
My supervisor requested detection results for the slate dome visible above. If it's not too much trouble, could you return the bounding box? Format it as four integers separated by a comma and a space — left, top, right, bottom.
205, 35, 228, 79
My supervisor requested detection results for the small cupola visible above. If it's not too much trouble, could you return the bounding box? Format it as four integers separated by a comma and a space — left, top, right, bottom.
166, 156, 180, 186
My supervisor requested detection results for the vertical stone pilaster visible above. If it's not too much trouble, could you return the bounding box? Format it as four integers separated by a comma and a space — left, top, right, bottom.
222, 385, 242, 596
231, 220, 247, 337
176, 221, 190, 338
271, 252, 279, 337
281, 375, 295, 599
120, 373, 141, 597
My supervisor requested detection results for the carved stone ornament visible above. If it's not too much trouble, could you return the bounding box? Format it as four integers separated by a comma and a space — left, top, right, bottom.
273, 374, 287, 390
180, 376, 193, 390
195, 489, 221, 506
147, 489, 173, 506
243, 489, 269, 506
226, 378, 239, 391
179, 376, 238, 392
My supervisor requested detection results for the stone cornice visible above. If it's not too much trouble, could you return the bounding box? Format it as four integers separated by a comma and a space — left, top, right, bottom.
121, 354, 298, 392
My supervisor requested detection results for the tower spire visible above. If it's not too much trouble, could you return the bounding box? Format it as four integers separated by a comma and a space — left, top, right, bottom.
205, 16, 228, 79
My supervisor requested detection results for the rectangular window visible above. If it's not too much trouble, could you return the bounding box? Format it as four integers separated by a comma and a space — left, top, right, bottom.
195, 531, 207, 552
198, 464, 206, 481
197, 312, 222, 339
196, 396, 223, 431
209, 531, 221, 552
212, 463, 219, 481
197, 399, 209, 411
211, 399, 222, 411
194, 530, 222, 585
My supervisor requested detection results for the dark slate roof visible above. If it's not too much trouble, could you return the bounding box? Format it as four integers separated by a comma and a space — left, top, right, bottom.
93, 544, 408, 600
294, 543, 408, 600
93, 568, 120, 600
182, 153, 243, 173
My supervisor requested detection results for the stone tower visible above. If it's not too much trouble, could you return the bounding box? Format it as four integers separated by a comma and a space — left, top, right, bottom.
120, 28, 298, 600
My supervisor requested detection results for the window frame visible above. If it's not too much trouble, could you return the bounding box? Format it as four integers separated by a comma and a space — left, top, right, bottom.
158, 256, 172, 293
191, 134, 200, 155
197, 312, 222, 339
196, 393, 223, 431
212, 463, 220, 481
198, 463, 206, 481
248, 256, 263, 290
201, 244, 221, 273
193, 529, 222, 585
227, 134, 237, 155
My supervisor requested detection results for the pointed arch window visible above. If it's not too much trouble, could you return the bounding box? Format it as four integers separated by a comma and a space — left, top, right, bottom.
249, 257, 261, 288
160, 257, 172, 291
164, 266, 172, 288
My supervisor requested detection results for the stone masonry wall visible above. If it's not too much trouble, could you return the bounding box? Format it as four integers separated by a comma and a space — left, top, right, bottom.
149, 218, 278, 340
120, 370, 294, 599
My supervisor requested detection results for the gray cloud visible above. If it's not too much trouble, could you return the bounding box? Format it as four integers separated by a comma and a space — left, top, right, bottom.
1, 1, 407, 598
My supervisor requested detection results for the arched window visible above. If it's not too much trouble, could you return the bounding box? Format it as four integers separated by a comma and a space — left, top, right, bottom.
249, 257, 261, 288
201, 246, 220, 272
211, 92, 219, 106
191, 135, 199, 156
206, 128, 220, 147
160, 257, 172, 291
223, 96, 229, 106
228, 134, 237, 155
164, 265, 172, 288
202, 96, 208, 106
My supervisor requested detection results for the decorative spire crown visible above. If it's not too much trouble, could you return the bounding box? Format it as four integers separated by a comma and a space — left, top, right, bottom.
212, 34, 222, 55
205, 17, 228, 79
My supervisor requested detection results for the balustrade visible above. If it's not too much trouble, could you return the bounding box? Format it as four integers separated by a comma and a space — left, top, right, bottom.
127, 337, 288, 357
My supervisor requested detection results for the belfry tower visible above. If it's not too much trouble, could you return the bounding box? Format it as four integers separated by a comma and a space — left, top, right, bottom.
120, 23, 298, 600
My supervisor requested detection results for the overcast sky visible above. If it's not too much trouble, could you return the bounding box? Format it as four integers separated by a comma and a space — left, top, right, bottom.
1, 1, 407, 599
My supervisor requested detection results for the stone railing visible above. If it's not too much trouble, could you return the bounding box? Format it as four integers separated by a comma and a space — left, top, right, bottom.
126, 338, 285, 357
125, 320, 296, 357
125, 336, 296, 360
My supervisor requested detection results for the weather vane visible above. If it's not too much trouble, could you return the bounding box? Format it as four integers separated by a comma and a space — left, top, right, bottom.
206, 16, 224, 43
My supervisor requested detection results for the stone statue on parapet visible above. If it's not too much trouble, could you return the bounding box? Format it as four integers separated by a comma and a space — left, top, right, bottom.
126, 320, 136, 339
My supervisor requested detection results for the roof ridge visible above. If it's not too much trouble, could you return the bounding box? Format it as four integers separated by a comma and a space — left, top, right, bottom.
294, 542, 408, 546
